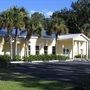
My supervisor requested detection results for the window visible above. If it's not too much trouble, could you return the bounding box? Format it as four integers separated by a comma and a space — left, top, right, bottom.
52, 46, 56, 54
28, 46, 31, 55
63, 48, 69, 55
66, 49, 69, 54
36, 46, 39, 55
44, 46, 48, 54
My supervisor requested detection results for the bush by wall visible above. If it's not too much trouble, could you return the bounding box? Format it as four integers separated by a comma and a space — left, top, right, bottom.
13, 55, 21, 61
0, 55, 10, 67
75, 54, 86, 58
23, 55, 69, 61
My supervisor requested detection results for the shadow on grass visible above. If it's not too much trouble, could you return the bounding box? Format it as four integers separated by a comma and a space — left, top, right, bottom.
0, 63, 90, 90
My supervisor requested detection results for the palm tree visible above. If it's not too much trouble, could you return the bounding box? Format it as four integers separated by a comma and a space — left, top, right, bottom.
23, 16, 33, 56
0, 10, 14, 59
51, 14, 69, 55
0, 7, 28, 59
44, 18, 53, 35
31, 12, 45, 36
9, 6, 28, 56
81, 23, 90, 37
23, 12, 45, 56
52, 17, 68, 35
0, 13, 4, 29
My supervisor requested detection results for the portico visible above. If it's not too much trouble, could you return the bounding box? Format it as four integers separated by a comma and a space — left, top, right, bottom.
57, 34, 89, 59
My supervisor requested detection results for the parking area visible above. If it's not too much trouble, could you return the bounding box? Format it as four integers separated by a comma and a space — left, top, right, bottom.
14, 61, 90, 86
1, 61, 90, 90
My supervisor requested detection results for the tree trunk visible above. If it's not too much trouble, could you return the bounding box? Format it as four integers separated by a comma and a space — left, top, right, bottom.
14, 28, 18, 56
4, 37, 6, 55
15, 37, 17, 55
10, 36, 13, 59
25, 40, 28, 57
55, 33, 58, 55
24, 39, 27, 57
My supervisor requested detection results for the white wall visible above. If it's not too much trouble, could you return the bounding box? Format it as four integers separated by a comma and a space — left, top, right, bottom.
0, 37, 4, 55
73, 41, 88, 57
28, 36, 55, 55
73, 35, 88, 59
0, 34, 89, 60
56, 39, 73, 58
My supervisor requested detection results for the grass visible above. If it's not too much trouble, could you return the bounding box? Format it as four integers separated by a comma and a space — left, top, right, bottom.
0, 64, 75, 90
0, 80, 73, 90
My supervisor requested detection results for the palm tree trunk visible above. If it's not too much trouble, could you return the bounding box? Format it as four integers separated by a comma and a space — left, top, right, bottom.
15, 38, 17, 55
24, 39, 27, 57
4, 37, 6, 55
55, 33, 58, 55
10, 35, 13, 59
25, 40, 28, 57
14, 28, 18, 56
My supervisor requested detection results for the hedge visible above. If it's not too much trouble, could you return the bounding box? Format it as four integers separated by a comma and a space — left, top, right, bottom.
0, 55, 10, 67
13, 55, 21, 61
23, 55, 69, 61
75, 54, 86, 58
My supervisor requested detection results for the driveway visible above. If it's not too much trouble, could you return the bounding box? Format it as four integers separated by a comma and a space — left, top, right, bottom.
11, 61, 90, 89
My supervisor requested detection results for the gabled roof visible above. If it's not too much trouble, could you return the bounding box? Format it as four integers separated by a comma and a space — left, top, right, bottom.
19, 29, 56, 40
0, 29, 22, 37
57, 33, 89, 40
19, 30, 27, 38
0, 29, 89, 41
0, 29, 7, 36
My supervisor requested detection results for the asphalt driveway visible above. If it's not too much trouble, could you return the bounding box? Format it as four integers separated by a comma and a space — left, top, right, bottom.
11, 61, 90, 89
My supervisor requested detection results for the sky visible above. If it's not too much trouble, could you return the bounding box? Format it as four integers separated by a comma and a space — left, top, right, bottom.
0, 0, 77, 17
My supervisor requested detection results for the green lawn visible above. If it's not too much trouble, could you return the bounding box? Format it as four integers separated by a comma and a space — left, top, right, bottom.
0, 65, 74, 90
0, 80, 73, 90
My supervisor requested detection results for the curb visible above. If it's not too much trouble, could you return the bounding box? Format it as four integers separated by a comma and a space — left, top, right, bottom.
10, 60, 60, 64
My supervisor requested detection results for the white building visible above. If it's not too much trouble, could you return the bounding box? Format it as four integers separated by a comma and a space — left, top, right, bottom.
0, 29, 89, 59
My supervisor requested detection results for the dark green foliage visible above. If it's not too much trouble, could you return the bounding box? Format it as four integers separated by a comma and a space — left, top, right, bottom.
69, 0, 90, 34
56, 55, 69, 60
31, 12, 45, 36
0, 1, 90, 39
13, 55, 21, 61
0, 55, 10, 67
50, 0, 90, 36
23, 55, 69, 61
75, 54, 86, 58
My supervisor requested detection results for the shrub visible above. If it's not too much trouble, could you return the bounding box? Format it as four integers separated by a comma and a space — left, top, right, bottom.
56, 55, 69, 60
0, 55, 10, 67
23, 55, 69, 61
75, 54, 86, 58
13, 55, 21, 61
23, 55, 50, 61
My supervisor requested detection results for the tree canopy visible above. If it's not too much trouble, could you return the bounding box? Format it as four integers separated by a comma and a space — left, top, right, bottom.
0, 0, 90, 38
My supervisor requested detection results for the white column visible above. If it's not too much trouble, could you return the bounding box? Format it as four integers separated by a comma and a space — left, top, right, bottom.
77, 41, 79, 55
40, 44, 44, 54
79, 41, 81, 54
89, 40, 90, 59
31, 45, 35, 55
26, 45, 28, 56
86, 42, 88, 59
72, 39, 74, 59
